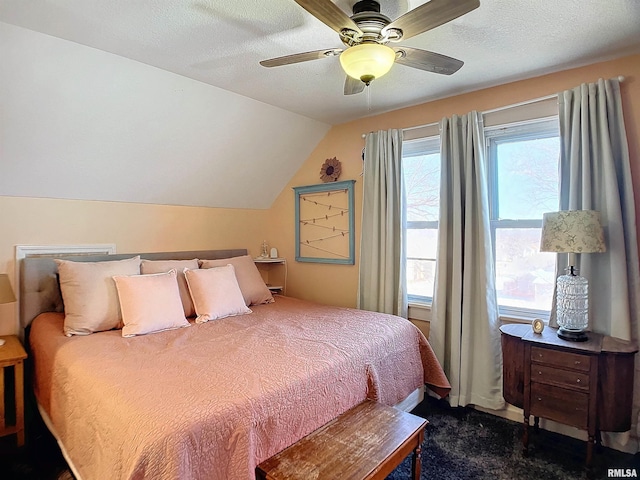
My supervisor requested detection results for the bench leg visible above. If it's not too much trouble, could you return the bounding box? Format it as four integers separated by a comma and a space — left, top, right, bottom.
411, 429, 425, 480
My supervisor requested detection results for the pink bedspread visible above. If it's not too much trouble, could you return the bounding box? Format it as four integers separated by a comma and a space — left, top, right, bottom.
29, 296, 450, 480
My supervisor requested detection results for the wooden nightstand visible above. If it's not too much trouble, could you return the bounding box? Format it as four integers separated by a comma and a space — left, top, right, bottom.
0, 335, 27, 447
500, 324, 637, 470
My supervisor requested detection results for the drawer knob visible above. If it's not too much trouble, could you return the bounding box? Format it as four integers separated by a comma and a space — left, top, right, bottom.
537, 397, 542, 401
575, 361, 581, 365
576, 379, 581, 383
538, 371, 542, 375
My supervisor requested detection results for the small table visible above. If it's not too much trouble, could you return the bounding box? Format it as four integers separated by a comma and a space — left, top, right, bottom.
0, 335, 28, 447
500, 324, 637, 470
255, 400, 427, 480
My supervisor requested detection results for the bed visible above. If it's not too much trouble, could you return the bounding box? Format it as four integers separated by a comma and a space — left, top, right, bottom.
21, 249, 450, 480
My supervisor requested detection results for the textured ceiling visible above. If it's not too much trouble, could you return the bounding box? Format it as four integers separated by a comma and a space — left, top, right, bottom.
1, 0, 639, 125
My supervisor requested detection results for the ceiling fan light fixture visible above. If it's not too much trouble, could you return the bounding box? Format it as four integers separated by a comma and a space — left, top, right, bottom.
339, 43, 395, 85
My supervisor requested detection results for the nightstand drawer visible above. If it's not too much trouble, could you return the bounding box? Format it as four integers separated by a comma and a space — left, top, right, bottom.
531, 347, 591, 372
530, 364, 590, 392
531, 383, 589, 429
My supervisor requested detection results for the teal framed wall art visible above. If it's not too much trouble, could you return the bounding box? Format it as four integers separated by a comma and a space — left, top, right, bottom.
294, 180, 355, 264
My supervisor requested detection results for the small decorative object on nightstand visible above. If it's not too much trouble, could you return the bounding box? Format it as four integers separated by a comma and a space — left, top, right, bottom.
532, 318, 544, 334
0, 335, 28, 447
260, 240, 269, 258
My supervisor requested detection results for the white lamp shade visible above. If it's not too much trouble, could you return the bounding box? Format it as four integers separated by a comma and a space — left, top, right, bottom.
540, 210, 606, 254
0, 274, 16, 304
339, 43, 396, 83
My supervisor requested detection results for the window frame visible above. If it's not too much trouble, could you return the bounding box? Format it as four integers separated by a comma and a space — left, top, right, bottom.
403, 135, 441, 305
485, 116, 560, 319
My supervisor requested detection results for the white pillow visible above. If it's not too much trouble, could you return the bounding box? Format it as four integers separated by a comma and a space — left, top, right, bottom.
184, 264, 252, 323
56, 256, 141, 336
140, 259, 199, 317
113, 270, 190, 337
199, 255, 273, 306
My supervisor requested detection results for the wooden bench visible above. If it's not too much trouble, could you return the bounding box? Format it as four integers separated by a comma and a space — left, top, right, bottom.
255, 400, 428, 480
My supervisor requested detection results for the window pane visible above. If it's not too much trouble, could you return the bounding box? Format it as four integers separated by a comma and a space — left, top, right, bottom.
404, 153, 440, 222
404, 137, 440, 301
496, 137, 559, 219
407, 228, 438, 299
495, 228, 556, 310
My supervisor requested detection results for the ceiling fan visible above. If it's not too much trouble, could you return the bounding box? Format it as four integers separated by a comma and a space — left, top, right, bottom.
260, 0, 480, 95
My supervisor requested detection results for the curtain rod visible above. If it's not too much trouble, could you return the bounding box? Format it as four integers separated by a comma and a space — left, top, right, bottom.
361, 121, 439, 138
362, 75, 626, 138
483, 75, 625, 114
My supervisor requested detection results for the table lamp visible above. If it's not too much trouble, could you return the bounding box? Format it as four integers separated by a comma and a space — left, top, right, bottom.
0, 274, 16, 305
0, 274, 16, 347
540, 210, 606, 341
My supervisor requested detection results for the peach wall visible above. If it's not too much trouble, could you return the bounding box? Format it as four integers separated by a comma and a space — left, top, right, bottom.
267, 54, 640, 308
0, 196, 268, 334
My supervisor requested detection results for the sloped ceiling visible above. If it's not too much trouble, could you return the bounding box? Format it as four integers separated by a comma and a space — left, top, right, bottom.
0, 22, 330, 209
1, 1, 639, 209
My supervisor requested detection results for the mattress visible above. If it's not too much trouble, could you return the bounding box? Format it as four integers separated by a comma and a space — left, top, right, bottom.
29, 296, 450, 480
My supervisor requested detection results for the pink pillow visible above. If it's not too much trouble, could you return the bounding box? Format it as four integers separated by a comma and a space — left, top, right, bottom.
184, 265, 252, 323
140, 259, 199, 317
56, 256, 141, 336
199, 255, 273, 306
113, 270, 190, 337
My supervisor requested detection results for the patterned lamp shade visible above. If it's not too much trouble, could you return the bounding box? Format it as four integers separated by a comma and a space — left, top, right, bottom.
540, 210, 606, 254
0, 274, 16, 304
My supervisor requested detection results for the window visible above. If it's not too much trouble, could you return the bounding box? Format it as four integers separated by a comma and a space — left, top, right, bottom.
486, 118, 560, 317
403, 117, 560, 317
403, 136, 440, 303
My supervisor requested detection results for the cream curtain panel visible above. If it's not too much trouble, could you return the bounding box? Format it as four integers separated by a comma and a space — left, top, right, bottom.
357, 129, 407, 317
557, 77, 640, 449
431, 112, 504, 409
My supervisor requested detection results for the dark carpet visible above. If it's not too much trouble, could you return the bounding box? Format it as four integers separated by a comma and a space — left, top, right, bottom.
388, 396, 640, 480
0, 396, 638, 479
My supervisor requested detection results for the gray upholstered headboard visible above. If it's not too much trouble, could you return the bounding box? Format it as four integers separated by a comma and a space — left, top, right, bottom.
19, 249, 247, 329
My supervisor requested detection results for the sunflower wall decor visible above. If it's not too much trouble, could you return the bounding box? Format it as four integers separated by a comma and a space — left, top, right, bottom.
320, 157, 342, 183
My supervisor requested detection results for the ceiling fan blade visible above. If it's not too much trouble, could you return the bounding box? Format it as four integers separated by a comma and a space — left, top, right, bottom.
383, 0, 480, 41
344, 76, 365, 95
394, 46, 464, 75
260, 48, 342, 67
293, 0, 363, 36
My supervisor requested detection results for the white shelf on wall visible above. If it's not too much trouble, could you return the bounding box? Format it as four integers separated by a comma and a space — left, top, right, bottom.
253, 258, 287, 294
253, 257, 286, 263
